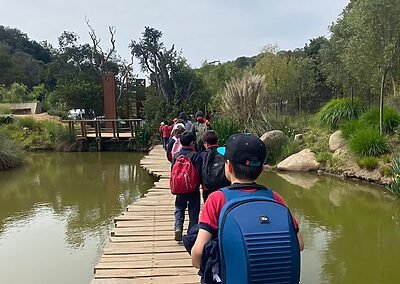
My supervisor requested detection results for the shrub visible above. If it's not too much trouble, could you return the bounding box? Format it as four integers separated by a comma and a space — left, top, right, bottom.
0, 114, 15, 125
340, 119, 368, 139
349, 128, 390, 157
381, 154, 392, 164
380, 165, 392, 177
0, 135, 23, 170
16, 117, 40, 131
0, 105, 11, 114
210, 118, 243, 146
386, 156, 400, 196
316, 151, 333, 165
315, 98, 366, 129
361, 107, 400, 134
356, 156, 379, 171
47, 109, 69, 120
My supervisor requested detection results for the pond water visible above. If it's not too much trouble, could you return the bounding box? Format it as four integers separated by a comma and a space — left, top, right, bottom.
0, 153, 155, 284
0, 153, 399, 284
257, 172, 400, 284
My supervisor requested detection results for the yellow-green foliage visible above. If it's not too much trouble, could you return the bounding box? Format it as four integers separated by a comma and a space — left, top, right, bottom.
2, 118, 69, 151
0, 105, 12, 114
0, 134, 23, 170
356, 156, 379, 171
387, 156, 400, 196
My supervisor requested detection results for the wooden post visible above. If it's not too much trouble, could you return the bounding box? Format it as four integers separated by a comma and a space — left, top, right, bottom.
98, 121, 102, 138
129, 120, 134, 138
112, 120, 117, 138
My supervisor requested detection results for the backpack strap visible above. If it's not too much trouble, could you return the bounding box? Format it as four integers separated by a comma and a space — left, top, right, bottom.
220, 184, 273, 202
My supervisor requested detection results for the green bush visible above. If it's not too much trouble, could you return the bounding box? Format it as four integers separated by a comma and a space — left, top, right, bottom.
386, 156, 400, 196
0, 105, 11, 114
356, 156, 379, 171
316, 151, 333, 165
47, 109, 69, 120
210, 118, 243, 146
349, 128, 390, 157
16, 117, 40, 131
340, 119, 368, 139
0, 114, 15, 125
315, 98, 366, 129
361, 107, 400, 134
0, 135, 23, 170
129, 123, 154, 151
380, 165, 392, 177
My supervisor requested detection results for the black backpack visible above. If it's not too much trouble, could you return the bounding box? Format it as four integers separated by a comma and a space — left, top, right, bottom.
202, 148, 230, 191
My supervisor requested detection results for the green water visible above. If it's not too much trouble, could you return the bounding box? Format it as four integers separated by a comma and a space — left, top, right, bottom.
258, 171, 400, 284
0, 153, 155, 284
0, 154, 399, 284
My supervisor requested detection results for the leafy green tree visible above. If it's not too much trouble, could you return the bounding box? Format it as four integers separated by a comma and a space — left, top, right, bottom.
325, 0, 400, 133
130, 27, 196, 106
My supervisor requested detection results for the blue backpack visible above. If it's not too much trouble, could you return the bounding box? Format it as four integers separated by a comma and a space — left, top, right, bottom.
218, 185, 300, 284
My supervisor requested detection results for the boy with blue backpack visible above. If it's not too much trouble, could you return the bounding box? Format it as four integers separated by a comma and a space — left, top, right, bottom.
170, 131, 202, 242
191, 133, 304, 284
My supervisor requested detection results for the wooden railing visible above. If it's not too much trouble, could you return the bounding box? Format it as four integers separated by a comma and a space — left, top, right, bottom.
62, 119, 143, 140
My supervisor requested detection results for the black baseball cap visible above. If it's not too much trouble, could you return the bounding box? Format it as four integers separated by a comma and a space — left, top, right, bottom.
217, 133, 266, 167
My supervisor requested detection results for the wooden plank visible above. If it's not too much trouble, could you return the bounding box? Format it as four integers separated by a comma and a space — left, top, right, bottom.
109, 235, 175, 243
105, 240, 184, 249
100, 252, 190, 261
115, 221, 175, 228
103, 246, 186, 255
91, 275, 199, 284
96, 259, 192, 270
95, 267, 198, 278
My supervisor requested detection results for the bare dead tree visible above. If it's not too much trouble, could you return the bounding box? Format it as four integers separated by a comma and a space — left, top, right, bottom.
85, 17, 116, 74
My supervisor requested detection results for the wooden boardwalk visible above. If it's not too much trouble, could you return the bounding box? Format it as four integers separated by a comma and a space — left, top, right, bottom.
91, 145, 200, 284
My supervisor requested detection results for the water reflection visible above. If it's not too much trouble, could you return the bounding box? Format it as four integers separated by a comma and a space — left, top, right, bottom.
258, 171, 400, 284
0, 152, 155, 284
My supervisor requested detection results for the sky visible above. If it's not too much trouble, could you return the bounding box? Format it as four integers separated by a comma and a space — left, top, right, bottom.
0, 0, 349, 68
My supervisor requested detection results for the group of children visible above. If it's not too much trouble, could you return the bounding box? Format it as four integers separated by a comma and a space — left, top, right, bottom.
164, 112, 304, 283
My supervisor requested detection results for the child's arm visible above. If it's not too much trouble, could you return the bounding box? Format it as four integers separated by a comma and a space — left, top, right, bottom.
191, 229, 212, 268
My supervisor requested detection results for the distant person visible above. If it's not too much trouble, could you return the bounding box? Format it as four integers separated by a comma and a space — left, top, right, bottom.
178, 112, 192, 132
159, 122, 165, 145
166, 123, 185, 162
191, 111, 211, 152
170, 131, 202, 241
161, 121, 172, 150
191, 133, 304, 283
200, 130, 230, 202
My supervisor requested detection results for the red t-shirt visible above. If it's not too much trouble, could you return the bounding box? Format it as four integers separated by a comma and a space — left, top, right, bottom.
162, 125, 172, 138
199, 188, 299, 234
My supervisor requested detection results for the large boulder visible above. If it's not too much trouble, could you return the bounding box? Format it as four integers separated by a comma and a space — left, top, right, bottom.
260, 130, 288, 163
277, 149, 320, 172
329, 130, 346, 152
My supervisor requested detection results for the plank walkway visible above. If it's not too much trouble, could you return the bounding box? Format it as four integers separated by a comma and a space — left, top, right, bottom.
91, 145, 200, 284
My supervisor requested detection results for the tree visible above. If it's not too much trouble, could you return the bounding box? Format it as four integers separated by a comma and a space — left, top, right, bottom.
255, 45, 292, 115
326, 0, 400, 133
130, 27, 195, 105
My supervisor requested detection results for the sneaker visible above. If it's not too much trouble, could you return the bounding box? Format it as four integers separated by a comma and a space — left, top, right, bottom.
174, 229, 182, 241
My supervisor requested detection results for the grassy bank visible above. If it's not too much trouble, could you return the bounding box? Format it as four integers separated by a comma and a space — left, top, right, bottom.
0, 135, 23, 170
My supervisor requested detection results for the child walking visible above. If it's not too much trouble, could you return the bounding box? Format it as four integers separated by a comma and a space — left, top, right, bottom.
170, 131, 202, 241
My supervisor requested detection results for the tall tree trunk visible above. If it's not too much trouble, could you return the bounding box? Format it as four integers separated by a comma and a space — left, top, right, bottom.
379, 70, 388, 134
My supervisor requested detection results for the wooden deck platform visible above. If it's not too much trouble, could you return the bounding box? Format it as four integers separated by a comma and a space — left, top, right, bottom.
91, 145, 200, 284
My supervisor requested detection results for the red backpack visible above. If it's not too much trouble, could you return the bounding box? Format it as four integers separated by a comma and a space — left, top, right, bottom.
170, 155, 200, 195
